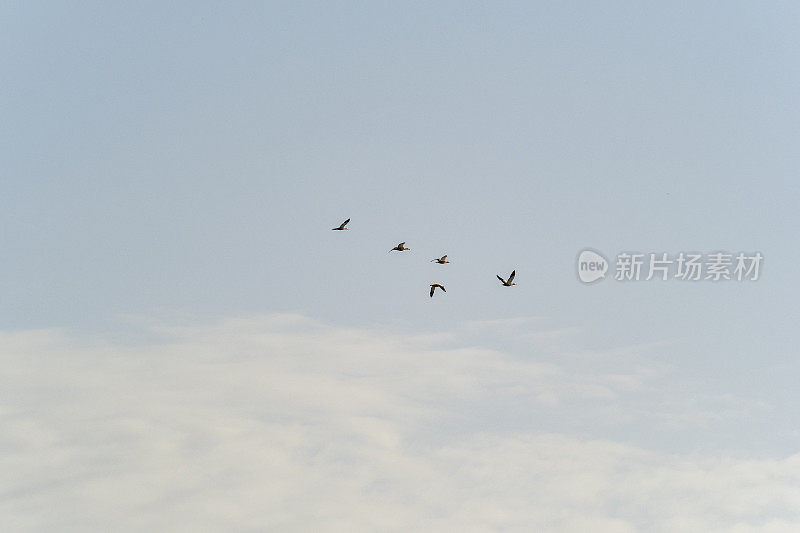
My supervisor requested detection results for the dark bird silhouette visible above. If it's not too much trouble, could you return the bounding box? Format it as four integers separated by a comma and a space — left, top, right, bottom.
332, 218, 350, 230
431, 255, 449, 264
497, 270, 516, 286
390, 242, 411, 252
429, 283, 446, 297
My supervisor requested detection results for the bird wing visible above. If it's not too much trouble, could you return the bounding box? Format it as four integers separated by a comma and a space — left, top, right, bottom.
430, 286, 435, 297
342, 218, 350, 228
399, 242, 405, 247
441, 255, 447, 261
508, 270, 516, 282
439, 284, 446, 292
496, 275, 505, 283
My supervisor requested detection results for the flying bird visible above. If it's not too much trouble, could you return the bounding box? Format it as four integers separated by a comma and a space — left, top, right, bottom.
429, 283, 446, 297
390, 242, 411, 252
431, 255, 449, 264
497, 270, 516, 286
332, 218, 350, 230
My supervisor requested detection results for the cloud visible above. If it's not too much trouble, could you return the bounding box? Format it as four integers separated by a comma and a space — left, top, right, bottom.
0, 314, 796, 531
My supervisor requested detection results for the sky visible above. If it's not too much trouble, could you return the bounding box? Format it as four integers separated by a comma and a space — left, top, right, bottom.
2, 2, 800, 531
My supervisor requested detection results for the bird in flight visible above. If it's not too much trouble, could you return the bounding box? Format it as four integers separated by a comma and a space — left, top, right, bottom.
332, 218, 350, 230
429, 283, 446, 297
390, 242, 411, 252
497, 270, 516, 286
431, 255, 449, 264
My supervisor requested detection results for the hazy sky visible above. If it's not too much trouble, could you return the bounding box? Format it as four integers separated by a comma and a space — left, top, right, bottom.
2, 2, 800, 530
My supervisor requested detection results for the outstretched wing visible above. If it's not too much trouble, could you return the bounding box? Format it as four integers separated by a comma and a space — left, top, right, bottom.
508, 270, 516, 283
441, 255, 447, 261
430, 286, 435, 297
399, 242, 405, 247
341, 218, 350, 228
439, 284, 446, 292
496, 275, 505, 283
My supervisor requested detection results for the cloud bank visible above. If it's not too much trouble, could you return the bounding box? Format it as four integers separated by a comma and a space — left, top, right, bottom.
0, 314, 797, 531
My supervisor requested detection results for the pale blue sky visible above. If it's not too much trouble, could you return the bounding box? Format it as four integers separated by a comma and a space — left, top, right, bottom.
4, 6, 797, 361
2, 3, 800, 527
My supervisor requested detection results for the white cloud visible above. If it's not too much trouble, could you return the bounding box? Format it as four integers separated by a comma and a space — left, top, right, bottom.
0, 314, 796, 531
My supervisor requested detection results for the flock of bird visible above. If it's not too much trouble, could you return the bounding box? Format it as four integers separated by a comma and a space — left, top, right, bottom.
332, 218, 516, 298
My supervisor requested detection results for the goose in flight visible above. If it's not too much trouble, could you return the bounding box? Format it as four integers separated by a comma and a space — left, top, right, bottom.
429, 283, 446, 297
390, 242, 411, 252
332, 218, 350, 230
497, 270, 516, 286
431, 255, 449, 264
